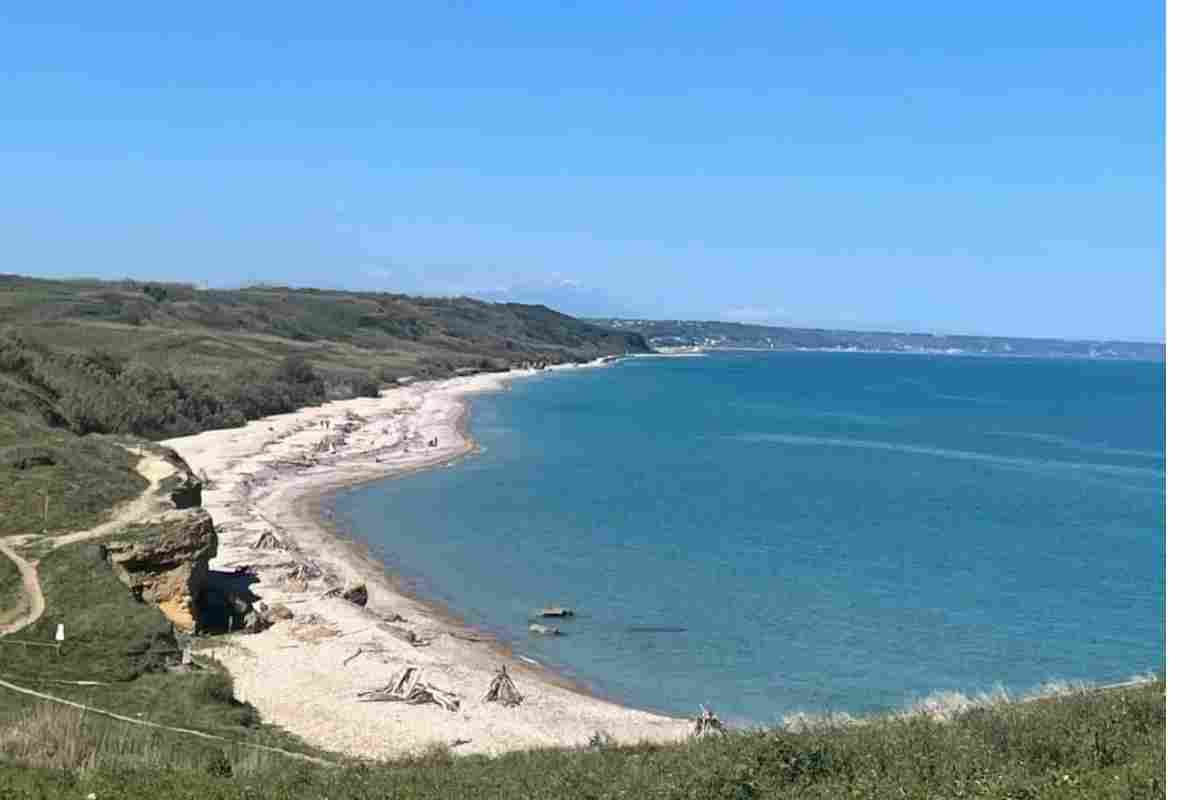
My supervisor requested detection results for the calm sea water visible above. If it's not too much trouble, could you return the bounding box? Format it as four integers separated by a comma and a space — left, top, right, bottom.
332, 352, 1164, 723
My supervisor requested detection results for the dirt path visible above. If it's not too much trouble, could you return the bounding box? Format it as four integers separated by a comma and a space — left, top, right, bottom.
0, 541, 44, 636
48, 452, 177, 550
0, 450, 176, 637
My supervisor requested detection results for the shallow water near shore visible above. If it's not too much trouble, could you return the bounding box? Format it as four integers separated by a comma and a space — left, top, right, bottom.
332, 352, 1164, 723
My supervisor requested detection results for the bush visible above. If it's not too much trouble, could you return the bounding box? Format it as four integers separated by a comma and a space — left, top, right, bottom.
0, 334, 340, 440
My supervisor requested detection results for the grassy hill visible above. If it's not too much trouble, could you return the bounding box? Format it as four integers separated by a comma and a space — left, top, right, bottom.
0, 274, 650, 439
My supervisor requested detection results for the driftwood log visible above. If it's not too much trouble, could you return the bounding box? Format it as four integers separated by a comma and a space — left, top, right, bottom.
357, 667, 460, 711
483, 665, 523, 707
342, 642, 385, 666
692, 705, 726, 738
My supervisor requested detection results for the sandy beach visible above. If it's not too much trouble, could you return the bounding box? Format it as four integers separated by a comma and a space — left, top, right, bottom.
163, 362, 690, 759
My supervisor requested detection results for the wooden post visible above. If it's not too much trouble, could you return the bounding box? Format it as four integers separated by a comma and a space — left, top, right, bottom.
43, 492, 49, 523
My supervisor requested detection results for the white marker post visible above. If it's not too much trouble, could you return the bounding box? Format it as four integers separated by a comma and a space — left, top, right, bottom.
55, 623, 64, 657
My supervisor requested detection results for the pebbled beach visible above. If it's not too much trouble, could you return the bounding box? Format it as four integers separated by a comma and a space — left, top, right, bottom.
163, 363, 688, 759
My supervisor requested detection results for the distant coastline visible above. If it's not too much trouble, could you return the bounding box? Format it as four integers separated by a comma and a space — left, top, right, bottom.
654, 344, 1166, 362
594, 318, 1164, 362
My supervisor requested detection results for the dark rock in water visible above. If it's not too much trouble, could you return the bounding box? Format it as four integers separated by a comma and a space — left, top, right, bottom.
627, 626, 687, 634
538, 607, 575, 618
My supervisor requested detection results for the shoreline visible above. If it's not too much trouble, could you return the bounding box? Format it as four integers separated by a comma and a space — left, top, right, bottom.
164, 359, 690, 759
298, 380, 623, 704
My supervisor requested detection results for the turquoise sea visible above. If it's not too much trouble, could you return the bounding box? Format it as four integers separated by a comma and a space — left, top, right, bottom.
331, 352, 1165, 723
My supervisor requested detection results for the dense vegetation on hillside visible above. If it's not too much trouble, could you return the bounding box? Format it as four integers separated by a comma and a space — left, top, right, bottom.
0, 274, 649, 440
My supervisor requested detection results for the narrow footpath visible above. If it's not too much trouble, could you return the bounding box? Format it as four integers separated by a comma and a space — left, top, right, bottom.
0, 541, 43, 636
0, 448, 175, 637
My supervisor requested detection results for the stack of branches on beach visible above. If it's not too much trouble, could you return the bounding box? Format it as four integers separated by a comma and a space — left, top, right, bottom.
251, 530, 289, 551
288, 559, 323, 579
280, 559, 324, 592
357, 667, 460, 711
693, 705, 726, 738
482, 665, 523, 707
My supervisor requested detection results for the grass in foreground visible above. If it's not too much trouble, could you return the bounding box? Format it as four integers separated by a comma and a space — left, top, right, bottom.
0, 540, 329, 762
0, 680, 1165, 799
0, 541, 177, 683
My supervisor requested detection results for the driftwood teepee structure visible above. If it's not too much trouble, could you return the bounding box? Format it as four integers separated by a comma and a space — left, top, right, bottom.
252, 530, 288, 550
357, 667, 460, 711
483, 665, 523, 707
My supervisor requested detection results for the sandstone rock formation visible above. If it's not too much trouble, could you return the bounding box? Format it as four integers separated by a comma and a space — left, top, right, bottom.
104, 508, 218, 632
90, 443, 221, 632
146, 444, 205, 509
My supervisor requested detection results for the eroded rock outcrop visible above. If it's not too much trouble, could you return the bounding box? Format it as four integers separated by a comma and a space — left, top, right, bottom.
104, 508, 218, 632
145, 443, 205, 509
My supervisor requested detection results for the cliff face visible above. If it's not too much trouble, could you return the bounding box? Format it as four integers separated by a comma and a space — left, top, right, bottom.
102, 444, 218, 632
105, 509, 218, 632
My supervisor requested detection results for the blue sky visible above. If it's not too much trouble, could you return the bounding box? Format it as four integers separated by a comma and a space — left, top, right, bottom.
1, 3, 1163, 340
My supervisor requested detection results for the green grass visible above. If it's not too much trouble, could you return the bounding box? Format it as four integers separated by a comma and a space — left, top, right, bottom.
0, 699, 296, 779
0, 273, 649, 373
0, 540, 330, 763
0, 541, 175, 682
0, 274, 650, 442
0, 681, 1165, 799
0, 555, 21, 617
0, 416, 146, 538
